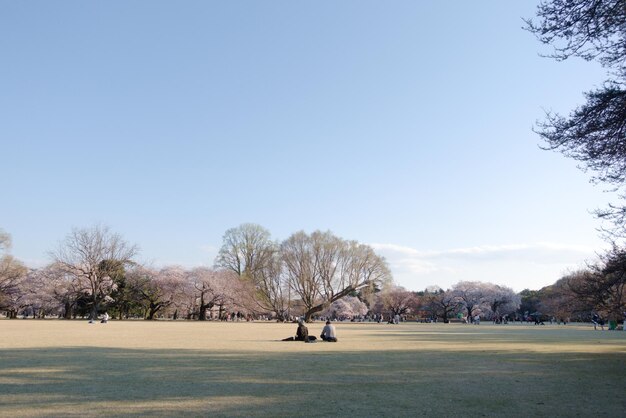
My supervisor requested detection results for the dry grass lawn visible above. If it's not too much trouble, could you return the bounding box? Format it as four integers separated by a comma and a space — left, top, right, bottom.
1, 320, 625, 417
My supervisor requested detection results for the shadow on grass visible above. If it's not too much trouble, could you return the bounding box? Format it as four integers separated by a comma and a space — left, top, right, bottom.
0, 347, 625, 417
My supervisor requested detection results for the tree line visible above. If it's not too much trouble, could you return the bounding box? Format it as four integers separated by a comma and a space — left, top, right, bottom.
1, 223, 622, 323
0, 224, 391, 321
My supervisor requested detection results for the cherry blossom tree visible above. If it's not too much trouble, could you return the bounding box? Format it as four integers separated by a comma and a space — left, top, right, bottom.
320, 295, 368, 320
380, 285, 420, 317
186, 267, 239, 320
481, 283, 520, 320
17, 267, 68, 318
0, 229, 10, 251
451, 281, 489, 321
129, 265, 187, 320
423, 289, 463, 323
0, 230, 28, 318
51, 225, 138, 320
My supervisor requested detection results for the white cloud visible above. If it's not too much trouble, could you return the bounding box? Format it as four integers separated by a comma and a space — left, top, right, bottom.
370, 241, 602, 292
371, 242, 597, 259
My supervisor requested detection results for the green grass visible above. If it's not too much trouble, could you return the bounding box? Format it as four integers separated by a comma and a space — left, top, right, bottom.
0, 321, 624, 417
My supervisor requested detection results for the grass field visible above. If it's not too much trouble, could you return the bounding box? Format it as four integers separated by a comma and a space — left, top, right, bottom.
0, 320, 625, 417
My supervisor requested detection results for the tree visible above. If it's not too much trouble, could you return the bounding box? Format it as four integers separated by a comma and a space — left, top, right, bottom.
0, 229, 10, 251
526, 0, 626, 237
215, 223, 275, 279
526, 0, 625, 70
0, 230, 28, 318
481, 284, 520, 320
282, 230, 391, 322
51, 225, 138, 320
18, 268, 66, 319
187, 267, 238, 320
36, 263, 81, 319
380, 285, 420, 317
451, 281, 488, 321
244, 251, 292, 321
518, 289, 542, 319
423, 289, 462, 323
0, 257, 28, 318
130, 266, 186, 320
320, 295, 368, 320
215, 223, 287, 318
536, 275, 592, 321
568, 246, 626, 320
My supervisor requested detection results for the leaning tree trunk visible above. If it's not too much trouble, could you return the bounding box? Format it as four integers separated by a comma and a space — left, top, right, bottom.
304, 305, 326, 322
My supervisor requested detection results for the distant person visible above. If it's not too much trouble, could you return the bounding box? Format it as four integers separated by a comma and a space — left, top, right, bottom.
101, 312, 109, 324
474, 314, 480, 325
282, 318, 316, 342
320, 320, 337, 342
592, 313, 604, 330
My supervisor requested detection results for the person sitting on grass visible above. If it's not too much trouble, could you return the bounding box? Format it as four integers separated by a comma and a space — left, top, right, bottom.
282, 318, 316, 342
320, 320, 337, 342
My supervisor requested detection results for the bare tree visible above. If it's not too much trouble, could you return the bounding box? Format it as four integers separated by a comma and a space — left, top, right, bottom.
526, 0, 626, 237
215, 223, 275, 278
282, 230, 391, 321
569, 246, 626, 320
535, 274, 591, 322
245, 251, 291, 320
51, 225, 138, 320
215, 223, 287, 318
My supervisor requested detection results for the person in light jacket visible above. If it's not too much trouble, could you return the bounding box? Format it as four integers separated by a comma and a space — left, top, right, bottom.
320, 320, 337, 342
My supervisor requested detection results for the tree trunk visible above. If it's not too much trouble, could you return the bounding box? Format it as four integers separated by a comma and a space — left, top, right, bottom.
146, 303, 159, 320
304, 304, 326, 322
198, 304, 207, 320
63, 302, 72, 319
89, 302, 99, 321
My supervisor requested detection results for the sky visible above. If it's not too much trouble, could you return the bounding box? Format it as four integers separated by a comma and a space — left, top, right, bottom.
0, 1, 616, 292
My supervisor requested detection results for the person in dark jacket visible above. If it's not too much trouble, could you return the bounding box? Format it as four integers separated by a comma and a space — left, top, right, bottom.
282, 318, 316, 342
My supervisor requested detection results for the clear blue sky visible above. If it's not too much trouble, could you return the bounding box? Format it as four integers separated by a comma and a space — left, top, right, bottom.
0, 1, 613, 292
